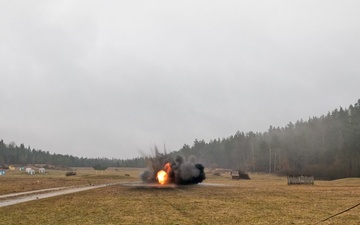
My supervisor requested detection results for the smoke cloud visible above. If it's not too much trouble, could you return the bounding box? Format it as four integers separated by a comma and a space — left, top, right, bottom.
140, 150, 205, 185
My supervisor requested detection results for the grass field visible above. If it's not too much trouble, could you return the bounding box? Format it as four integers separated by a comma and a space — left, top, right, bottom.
0, 167, 139, 195
0, 168, 359, 224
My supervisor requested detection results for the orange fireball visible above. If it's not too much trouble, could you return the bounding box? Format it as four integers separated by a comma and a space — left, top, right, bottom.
164, 162, 172, 174
156, 162, 172, 185
157, 170, 168, 185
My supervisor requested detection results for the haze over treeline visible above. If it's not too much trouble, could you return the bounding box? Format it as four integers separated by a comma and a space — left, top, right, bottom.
180, 99, 360, 180
1, 99, 360, 180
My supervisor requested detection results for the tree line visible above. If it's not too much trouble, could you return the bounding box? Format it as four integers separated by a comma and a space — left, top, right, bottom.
177, 99, 360, 180
1, 99, 359, 180
0, 141, 145, 168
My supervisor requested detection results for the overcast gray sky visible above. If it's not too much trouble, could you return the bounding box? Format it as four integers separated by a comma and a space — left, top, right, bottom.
1, 1, 359, 159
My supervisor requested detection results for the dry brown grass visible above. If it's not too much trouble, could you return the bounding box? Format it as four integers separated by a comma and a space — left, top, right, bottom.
0, 167, 139, 195
0, 169, 359, 224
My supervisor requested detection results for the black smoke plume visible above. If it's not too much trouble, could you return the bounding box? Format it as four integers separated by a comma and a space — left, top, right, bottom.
140, 147, 205, 185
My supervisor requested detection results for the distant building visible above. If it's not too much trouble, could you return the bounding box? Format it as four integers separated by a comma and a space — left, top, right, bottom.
0, 170, 5, 175
92, 165, 108, 175
26, 167, 32, 173
287, 175, 314, 185
39, 168, 46, 174
230, 170, 251, 180
9, 165, 15, 171
231, 170, 240, 179
26, 167, 35, 175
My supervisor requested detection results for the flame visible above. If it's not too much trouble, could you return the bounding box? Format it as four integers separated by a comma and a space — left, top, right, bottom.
157, 170, 168, 185
157, 163, 172, 185
164, 162, 171, 174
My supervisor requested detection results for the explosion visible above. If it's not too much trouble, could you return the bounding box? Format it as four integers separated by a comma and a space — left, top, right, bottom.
157, 170, 168, 185
156, 162, 172, 184
140, 151, 206, 185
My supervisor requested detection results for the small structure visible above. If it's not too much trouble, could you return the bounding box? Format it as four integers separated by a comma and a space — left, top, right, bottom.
9, 165, 16, 171
26, 167, 32, 173
19, 166, 25, 171
28, 169, 35, 175
92, 165, 108, 175
39, 168, 46, 174
231, 170, 240, 180
231, 170, 251, 180
287, 175, 314, 185
0, 170, 5, 175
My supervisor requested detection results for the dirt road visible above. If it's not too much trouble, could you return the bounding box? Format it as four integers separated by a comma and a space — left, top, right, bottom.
0, 182, 121, 208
